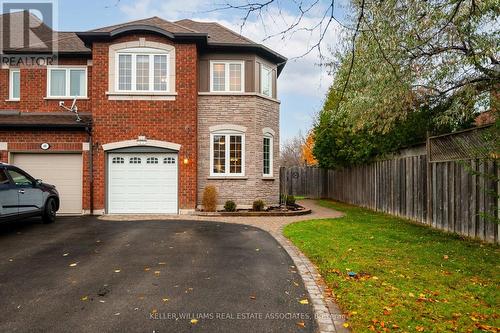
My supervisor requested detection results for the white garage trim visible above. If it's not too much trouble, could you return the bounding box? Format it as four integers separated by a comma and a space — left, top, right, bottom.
102, 138, 181, 151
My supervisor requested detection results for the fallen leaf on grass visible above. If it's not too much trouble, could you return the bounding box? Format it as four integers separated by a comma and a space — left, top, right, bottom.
408, 292, 415, 297
443, 255, 449, 260
416, 326, 425, 331
190, 319, 198, 324
81, 296, 88, 301
299, 299, 309, 305
162, 298, 169, 302
296, 321, 305, 328
343, 323, 350, 328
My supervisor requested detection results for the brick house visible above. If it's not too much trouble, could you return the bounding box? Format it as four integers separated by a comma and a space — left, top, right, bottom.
0, 12, 286, 214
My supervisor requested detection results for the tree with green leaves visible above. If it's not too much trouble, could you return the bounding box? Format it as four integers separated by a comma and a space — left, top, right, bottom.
313, 0, 498, 167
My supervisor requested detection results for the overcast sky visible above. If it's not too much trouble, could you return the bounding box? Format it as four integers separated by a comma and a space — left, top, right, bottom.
50, 0, 347, 142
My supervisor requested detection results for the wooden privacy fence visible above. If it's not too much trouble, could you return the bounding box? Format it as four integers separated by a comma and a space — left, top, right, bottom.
280, 153, 499, 243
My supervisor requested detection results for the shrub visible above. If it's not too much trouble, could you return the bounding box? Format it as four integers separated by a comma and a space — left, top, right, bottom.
252, 200, 265, 211
285, 195, 296, 206
202, 185, 217, 212
224, 200, 237, 212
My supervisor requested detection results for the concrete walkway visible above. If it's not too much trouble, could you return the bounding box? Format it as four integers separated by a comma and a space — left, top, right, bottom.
100, 200, 348, 333
100, 199, 343, 234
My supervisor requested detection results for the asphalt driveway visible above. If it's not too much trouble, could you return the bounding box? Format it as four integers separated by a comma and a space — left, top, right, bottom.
0, 217, 317, 333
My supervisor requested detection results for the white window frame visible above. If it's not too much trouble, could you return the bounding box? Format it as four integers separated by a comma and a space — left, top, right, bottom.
209, 60, 245, 93
260, 64, 273, 97
115, 47, 170, 93
209, 130, 246, 177
263, 133, 274, 177
46, 66, 88, 98
9, 68, 20, 101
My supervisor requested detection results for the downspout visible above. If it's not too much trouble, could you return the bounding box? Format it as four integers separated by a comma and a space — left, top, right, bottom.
86, 124, 94, 215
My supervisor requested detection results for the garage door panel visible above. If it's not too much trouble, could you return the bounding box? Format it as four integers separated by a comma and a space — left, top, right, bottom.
11, 153, 83, 215
108, 153, 178, 214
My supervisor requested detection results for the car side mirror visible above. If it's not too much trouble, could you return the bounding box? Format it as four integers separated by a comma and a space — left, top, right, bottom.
35, 179, 43, 186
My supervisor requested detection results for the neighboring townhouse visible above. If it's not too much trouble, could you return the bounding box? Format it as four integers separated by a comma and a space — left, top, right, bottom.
0, 12, 286, 214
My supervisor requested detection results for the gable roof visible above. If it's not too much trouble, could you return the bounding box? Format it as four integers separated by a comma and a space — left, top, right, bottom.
0, 12, 286, 70
91, 16, 196, 34
175, 19, 254, 45
0, 11, 89, 54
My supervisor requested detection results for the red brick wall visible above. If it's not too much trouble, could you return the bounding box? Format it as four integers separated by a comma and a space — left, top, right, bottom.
0, 58, 92, 113
0, 33, 199, 213
0, 130, 91, 210
90, 34, 198, 211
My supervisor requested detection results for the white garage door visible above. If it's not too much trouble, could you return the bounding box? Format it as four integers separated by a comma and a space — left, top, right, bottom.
107, 153, 178, 214
11, 153, 83, 215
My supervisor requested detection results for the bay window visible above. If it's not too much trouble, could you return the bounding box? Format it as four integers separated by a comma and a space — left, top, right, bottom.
210, 61, 244, 93
261, 64, 273, 97
263, 133, 273, 177
116, 49, 169, 93
47, 67, 87, 98
210, 131, 245, 177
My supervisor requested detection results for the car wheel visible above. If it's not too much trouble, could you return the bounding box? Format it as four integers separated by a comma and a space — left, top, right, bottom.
42, 198, 57, 224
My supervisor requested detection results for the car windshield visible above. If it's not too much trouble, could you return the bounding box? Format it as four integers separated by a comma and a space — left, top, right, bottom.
8, 170, 33, 186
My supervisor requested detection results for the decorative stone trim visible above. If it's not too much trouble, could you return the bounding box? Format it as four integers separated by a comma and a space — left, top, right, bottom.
209, 124, 247, 133
262, 127, 276, 136
274, 226, 349, 333
102, 138, 181, 151
0, 142, 7, 150
106, 92, 177, 101
82, 142, 90, 151
198, 92, 280, 104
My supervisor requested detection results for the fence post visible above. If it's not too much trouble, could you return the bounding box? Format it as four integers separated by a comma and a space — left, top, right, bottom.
426, 133, 432, 225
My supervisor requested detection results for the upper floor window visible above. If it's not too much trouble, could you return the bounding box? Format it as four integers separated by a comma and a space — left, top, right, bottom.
47, 67, 87, 98
261, 65, 273, 97
210, 61, 244, 93
116, 48, 169, 93
9, 69, 20, 100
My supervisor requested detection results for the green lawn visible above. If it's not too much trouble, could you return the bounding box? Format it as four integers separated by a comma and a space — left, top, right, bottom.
283, 200, 499, 332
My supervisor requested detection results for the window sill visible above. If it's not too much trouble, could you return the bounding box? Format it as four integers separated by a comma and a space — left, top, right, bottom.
207, 176, 248, 180
5, 99, 20, 102
106, 91, 177, 101
261, 177, 275, 181
44, 97, 89, 100
198, 92, 280, 103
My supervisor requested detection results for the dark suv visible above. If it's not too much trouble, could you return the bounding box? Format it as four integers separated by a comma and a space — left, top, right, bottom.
0, 163, 59, 224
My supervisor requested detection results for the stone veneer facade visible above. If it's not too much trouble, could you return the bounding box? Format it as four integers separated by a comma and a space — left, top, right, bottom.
198, 95, 280, 208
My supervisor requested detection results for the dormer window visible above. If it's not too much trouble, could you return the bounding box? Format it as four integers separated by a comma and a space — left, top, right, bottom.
116, 48, 170, 93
